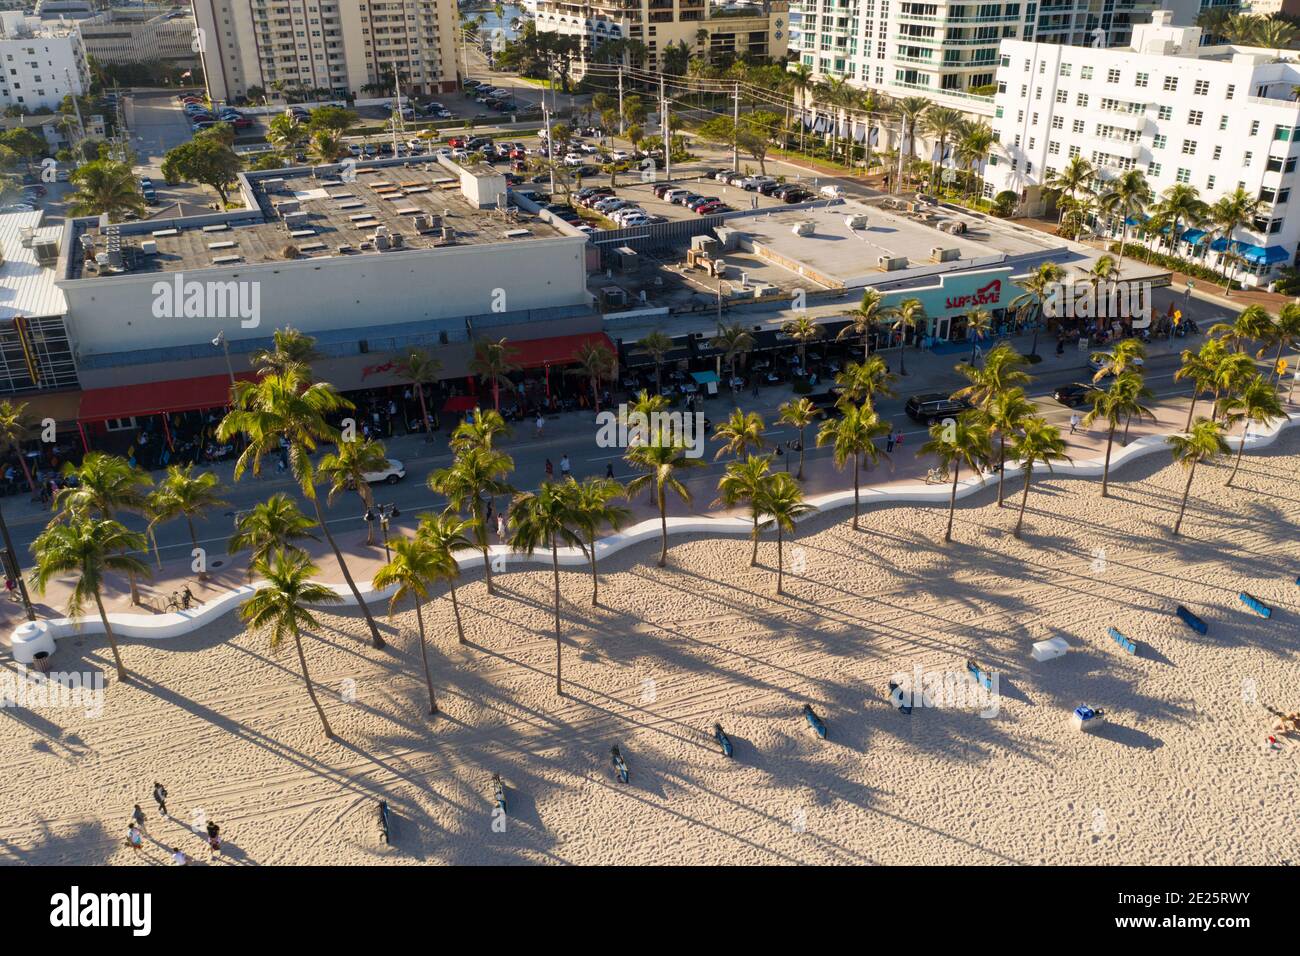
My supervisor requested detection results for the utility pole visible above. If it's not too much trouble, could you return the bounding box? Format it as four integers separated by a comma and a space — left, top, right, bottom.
617, 66, 625, 137
732, 81, 740, 173
895, 116, 907, 195
392, 72, 403, 156
660, 74, 670, 182
543, 101, 556, 196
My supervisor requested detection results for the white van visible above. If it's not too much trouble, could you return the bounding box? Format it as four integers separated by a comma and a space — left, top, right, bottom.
663, 188, 691, 203
820, 184, 844, 199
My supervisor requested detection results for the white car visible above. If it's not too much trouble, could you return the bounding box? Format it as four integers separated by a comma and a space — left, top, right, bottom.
362, 458, 406, 485
1089, 355, 1145, 375
609, 150, 630, 161
563, 154, 585, 166
611, 208, 645, 224
618, 214, 652, 227
663, 188, 690, 203
579, 143, 600, 154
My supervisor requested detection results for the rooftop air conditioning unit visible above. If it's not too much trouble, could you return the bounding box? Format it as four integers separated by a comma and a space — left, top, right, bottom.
32, 239, 60, 265
845, 213, 868, 230
930, 246, 960, 263
878, 255, 907, 271
792, 221, 815, 237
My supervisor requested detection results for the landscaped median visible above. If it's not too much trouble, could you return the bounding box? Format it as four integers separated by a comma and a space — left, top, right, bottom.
13, 410, 1297, 649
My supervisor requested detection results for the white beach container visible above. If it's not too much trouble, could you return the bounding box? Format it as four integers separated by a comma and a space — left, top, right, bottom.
1032, 637, 1070, 662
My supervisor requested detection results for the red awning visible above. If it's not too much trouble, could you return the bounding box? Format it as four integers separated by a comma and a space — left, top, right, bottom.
78, 372, 255, 422
442, 395, 479, 414
505, 332, 615, 370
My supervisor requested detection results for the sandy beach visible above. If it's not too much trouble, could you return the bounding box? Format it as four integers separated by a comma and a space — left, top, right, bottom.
2, 427, 1298, 866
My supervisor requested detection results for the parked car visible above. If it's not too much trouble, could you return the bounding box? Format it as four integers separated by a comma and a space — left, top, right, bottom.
687, 196, 719, 211
782, 189, 813, 203
0, 203, 35, 213
1089, 355, 1145, 375
462, 78, 482, 89
1053, 382, 1102, 407
362, 459, 406, 485
653, 183, 680, 199
741, 175, 775, 191
904, 393, 972, 424
696, 201, 729, 215
758, 180, 786, 196
676, 193, 703, 207
662, 188, 691, 203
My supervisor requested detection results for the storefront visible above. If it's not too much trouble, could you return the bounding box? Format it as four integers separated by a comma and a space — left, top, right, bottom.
866, 266, 1024, 348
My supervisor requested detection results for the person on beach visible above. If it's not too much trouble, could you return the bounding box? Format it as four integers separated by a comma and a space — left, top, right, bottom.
605, 463, 615, 479
132, 804, 146, 833
886, 432, 896, 453
535, 414, 545, 439
496, 512, 507, 543
559, 454, 571, 479
171, 847, 189, 866
126, 823, 143, 851
206, 821, 222, 860
153, 782, 168, 818
1069, 412, 1080, 435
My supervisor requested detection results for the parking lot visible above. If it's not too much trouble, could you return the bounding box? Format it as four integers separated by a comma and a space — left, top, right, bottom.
569, 168, 803, 231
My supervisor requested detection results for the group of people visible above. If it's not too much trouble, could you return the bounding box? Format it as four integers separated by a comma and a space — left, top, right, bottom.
123, 781, 224, 865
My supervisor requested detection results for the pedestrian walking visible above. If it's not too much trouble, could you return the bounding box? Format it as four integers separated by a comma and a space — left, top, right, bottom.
126, 823, 143, 851
152, 782, 168, 817
559, 454, 571, 479
535, 414, 545, 439
496, 512, 507, 543
1069, 412, 1080, 434
545, 458, 554, 479
131, 804, 146, 833
206, 821, 222, 860
886, 432, 896, 453
605, 463, 615, 480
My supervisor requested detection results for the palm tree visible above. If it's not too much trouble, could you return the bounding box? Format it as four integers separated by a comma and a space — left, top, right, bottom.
30, 516, 150, 682
427, 447, 515, 594
965, 308, 993, 364
884, 298, 926, 374
1175, 338, 1226, 430
956, 121, 995, 198
509, 482, 583, 695
778, 398, 818, 480
415, 512, 475, 645
918, 413, 992, 543
308, 129, 345, 164
1046, 155, 1096, 226
1168, 418, 1231, 536
982, 387, 1036, 507
319, 438, 390, 546
1207, 189, 1259, 297
251, 327, 323, 378
372, 535, 446, 715
1210, 304, 1275, 356
1083, 371, 1155, 495
1010, 417, 1070, 537
893, 96, 931, 184
566, 476, 630, 605
238, 549, 343, 738
468, 338, 519, 412
1008, 261, 1064, 356
1221, 374, 1285, 487
625, 430, 705, 567
228, 493, 318, 579
835, 355, 896, 407
449, 408, 511, 454
952, 341, 1032, 409
816, 401, 890, 531
1208, 350, 1259, 422
710, 323, 755, 387
1090, 337, 1147, 383
714, 454, 773, 566
713, 408, 766, 460
1085, 255, 1119, 316
781, 315, 825, 370
788, 62, 814, 152
566, 340, 617, 413
758, 472, 814, 594
637, 330, 675, 395
1099, 170, 1153, 270
147, 465, 228, 580
1153, 182, 1208, 258
0, 400, 34, 618
394, 347, 442, 435
838, 288, 888, 364
54, 452, 152, 606
921, 106, 966, 190
1270, 303, 1300, 385
66, 159, 146, 219
218, 368, 384, 648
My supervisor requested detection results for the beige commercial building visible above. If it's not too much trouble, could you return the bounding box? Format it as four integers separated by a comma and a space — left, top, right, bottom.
533, 0, 790, 74
191, 0, 460, 104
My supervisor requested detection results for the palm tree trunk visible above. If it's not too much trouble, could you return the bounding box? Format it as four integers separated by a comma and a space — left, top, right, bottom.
1101, 423, 1116, 497
1227, 427, 1249, 486
587, 533, 600, 606
185, 515, 206, 580
656, 484, 668, 567
414, 598, 438, 715
996, 433, 1007, 506
797, 426, 806, 480
93, 589, 128, 682
292, 627, 334, 738
1173, 461, 1197, 536
15, 449, 35, 495
0, 506, 33, 620
449, 583, 466, 644
944, 461, 960, 543
415, 383, 430, 437
551, 539, 563, 696
898, 335, 908, 376
775, 525, 784, 594
1184, 393, 1198, 431
1014, 464, 1032, 538
852, 454, 860, 530
750, 511, 760, 566
477, 500, 495, 595
310, 495, 384, 648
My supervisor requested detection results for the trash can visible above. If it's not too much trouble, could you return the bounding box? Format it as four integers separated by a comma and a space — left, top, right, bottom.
32, 650, 51, 674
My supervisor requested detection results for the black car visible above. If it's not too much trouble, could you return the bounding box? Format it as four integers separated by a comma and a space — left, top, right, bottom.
783, 190, 814, 203
806, 388, 847, 416
758, 180, 787, 196
1053, 382, 1102, 407
905, 393, 972, 424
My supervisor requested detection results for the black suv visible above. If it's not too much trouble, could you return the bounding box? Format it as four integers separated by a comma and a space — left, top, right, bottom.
905, 393, 972, 424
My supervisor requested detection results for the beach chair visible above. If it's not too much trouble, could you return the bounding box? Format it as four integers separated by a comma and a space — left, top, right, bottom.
492, 774, 507, 814
377, 800, 391, 844
803, 704, 827, 739
713, 722, 734, 758
1175, 605, 1208, 634
966, 659, 993, 690
1238, 592, 1272, 619
610, 746, 629, 784
889, 682, 913, 715
1107, 627, 1138, 655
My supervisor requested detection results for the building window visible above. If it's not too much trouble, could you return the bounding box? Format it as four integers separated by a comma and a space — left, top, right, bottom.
1226, 84, 1235, 99
1080, 66, 1093, 79
1182, 140, 1196, 155
1055, 89, 1067, 103
1250, 120, 1260, 135
1059, 63, 1071, 77
1069, 145, 1080, 157
1048, 140, 1060, 155
1072, 119, 1085, 133
1158, 106, 1172, 121
1162, 76, 1178, 92
1051, 115, 1064, 130
1193, 79, 1209, 95
1188, 110, 1203, 126
1207, 175, 1215, 190
1218, 115, 1229, 131
1106, 68, 1120, 83
1148, 161, 1161, 176
1152, 134, 1167, 149
1176, 167, 1190, 183
1244, 151, 1253, 166
1134, 72, 1148, 88
1274, 125, 1292, 142
1213, 145, 1222, 160
1076, 93, 1088, 107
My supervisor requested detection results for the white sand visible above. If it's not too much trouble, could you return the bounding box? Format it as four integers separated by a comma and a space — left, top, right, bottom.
2, 430, 1298, 865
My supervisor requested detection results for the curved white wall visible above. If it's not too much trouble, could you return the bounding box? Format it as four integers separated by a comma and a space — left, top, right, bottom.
16, 412, 1296, 646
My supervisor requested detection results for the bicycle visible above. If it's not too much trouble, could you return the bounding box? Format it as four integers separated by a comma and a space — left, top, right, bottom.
925, 466, 950, 485
164, 588, 195, 613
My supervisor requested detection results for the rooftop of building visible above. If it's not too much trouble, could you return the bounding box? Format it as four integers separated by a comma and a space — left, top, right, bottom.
0, 209, 69, 320
66, 159, 572, 281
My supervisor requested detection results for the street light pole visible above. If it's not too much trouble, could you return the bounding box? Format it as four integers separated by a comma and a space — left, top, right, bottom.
212, 330, 234, 385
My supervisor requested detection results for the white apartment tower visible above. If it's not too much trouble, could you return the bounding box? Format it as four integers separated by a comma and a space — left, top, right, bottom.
0, 12, 89, 112
789, 0, 1157, 110
987, 10, 1300, 286
191, 0, 460, 104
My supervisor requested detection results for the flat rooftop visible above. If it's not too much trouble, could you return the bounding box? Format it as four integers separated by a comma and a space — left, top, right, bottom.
731, 199, 1062, 289
0, 210, 68, 320
68, 160, 567, 279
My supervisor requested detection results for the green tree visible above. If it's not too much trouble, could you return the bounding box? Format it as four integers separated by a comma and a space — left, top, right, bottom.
566, 476, 630, 606
319, 438, 390, 546
1009, 417, 1070, 538
778, 398, 818, 480
710, 323, 755, 386
54, 452, 152, 606
918, 413, 992, 544
636, 330, 674, 395
1082, 371, 1156, 496
713, 408, 766, 460
625, 430, 705, 567
468, 337, 519, 413
427, 447, 515, 594
228, 493, 318, 580
757, 472, 814, 594
147, 465, 228, 580
66, 158, 145, 219
982, 386, 1036, 507
883, 298, 926, 374
415, 512, 476, 645
838, 288, 888, 364
714, 454, 774, 566
1168, 419, 1231, 536
251, 327, 322, 378
393, 347, 442, 435
161, 136, 242, 205
373, 535, 446, 715
1221, 374, 1285, 487
816, 401, 890, 531
781, 315, 826, 369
